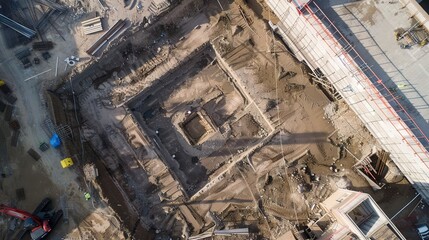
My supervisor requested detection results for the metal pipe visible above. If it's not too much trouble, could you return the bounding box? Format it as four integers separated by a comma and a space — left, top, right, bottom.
55, 56, 59, 77
24, 69, 52, 82
407, 199, 422, 217
390, 193, 420, 220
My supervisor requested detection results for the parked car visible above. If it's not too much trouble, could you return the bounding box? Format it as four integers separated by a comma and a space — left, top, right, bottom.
417, 224, 429, 240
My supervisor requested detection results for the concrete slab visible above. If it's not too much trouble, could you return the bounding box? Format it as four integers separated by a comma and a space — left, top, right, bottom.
317, 0, 429, 139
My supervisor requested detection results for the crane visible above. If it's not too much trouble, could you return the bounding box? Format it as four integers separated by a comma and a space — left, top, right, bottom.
0, 198, 62, 240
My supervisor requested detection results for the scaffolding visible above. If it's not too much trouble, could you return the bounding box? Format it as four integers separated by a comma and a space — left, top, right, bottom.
267, 0, 429, 202
42, 118, 73, 141
301, 2, 429, 155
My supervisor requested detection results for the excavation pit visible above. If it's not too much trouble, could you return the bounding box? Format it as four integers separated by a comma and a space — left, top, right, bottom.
127, 45, 269, 196
181, 111, 216, 145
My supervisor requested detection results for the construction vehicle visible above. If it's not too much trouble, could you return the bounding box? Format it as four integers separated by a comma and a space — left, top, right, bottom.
0, 198, 63, 240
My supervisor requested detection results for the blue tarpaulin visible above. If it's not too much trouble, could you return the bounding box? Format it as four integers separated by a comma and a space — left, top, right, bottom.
50, 134, 61, 148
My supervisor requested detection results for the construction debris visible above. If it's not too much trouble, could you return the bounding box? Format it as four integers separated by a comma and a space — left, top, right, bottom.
83, 164, 98, 181
278, 69, 296, 80
284, 83, 305, 93
189, 228, 251, 240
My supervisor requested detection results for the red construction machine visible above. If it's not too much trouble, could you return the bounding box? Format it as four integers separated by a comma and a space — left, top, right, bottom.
0, 198, 62, 240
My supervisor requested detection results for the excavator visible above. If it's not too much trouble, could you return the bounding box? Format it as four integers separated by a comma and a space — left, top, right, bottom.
0, 198, 63, 240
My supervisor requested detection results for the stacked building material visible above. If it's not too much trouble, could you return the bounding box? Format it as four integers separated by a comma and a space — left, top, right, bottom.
81, 16, 103, 35
36, 9, 55, 31
148, 0, 171, 15
86, 19, 127, 56
15, 48, 32, 68
0, 14, 36, 38
32, 41, 54, 51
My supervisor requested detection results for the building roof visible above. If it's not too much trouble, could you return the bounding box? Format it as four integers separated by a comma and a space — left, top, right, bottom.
318, 189, 404, 240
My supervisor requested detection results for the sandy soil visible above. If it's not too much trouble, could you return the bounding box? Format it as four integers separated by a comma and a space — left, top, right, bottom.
1, 0, 426, 239
183, 1, 429, 238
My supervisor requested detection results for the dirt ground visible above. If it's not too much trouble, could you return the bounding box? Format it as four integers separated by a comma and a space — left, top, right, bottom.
60, 0, 429, 238
1, 0, 429, 239
181, 1, 429, 239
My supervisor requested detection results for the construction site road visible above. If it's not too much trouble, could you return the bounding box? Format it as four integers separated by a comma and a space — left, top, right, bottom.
0, 19, 126, 240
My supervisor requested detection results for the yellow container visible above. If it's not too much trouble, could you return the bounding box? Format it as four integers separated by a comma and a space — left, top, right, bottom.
60, 158, 74, 168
